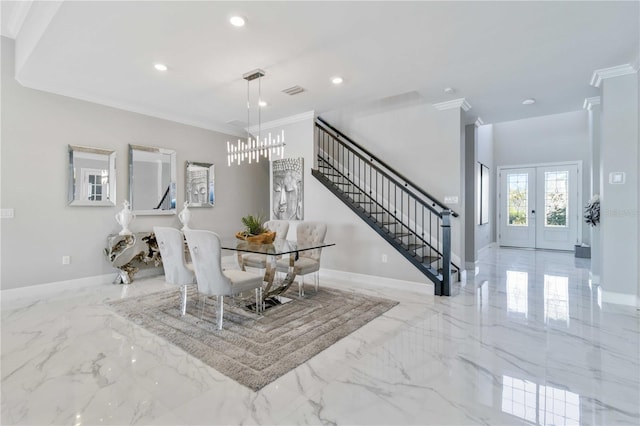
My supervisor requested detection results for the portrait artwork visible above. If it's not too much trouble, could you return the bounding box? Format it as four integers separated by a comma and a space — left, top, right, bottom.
271, 157, 303, 220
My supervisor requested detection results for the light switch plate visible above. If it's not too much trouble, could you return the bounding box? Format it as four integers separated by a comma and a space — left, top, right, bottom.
1, 208, 14, 219
444, 196, 459, 204
609, 172, 626, 184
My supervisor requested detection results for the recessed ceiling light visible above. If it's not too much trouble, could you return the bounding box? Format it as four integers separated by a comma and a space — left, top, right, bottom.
331, 76, 344, 85
259, 100, 268, 107
230, 16, 246, 27
154, 63, 168, 72
444, 87, 455, 94
522, 98, 536, 105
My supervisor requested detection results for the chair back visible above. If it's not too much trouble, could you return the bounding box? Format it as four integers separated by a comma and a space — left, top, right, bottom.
183, 229, 232, 296
297, 221, 327, 261
153, 226, 195, 285
264, 220, 290, 242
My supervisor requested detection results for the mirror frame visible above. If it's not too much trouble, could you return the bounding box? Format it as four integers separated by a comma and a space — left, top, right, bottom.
129, 144, 177, 215
185, 161, 215, 207
68, 145, 116, 206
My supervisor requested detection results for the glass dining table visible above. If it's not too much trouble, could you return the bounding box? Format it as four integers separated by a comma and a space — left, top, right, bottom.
220, 237, 335, 305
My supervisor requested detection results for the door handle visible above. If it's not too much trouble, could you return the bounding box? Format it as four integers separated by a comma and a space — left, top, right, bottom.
531, 210, 536, 214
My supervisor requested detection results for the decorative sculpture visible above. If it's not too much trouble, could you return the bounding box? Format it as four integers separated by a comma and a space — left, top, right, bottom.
178, 201, 191, 231
115, 200, 135, 235
105, 232, 161, 284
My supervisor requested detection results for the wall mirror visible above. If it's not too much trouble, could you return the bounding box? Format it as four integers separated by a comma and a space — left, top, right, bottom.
129, 144, 176, 215
185, 161, 215, 207
68, 145, 116, 206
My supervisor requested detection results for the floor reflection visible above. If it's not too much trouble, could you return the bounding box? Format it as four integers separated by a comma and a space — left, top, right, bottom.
506, 270, 529, 319
544, 274, 570, 326
502, 375, 580, 425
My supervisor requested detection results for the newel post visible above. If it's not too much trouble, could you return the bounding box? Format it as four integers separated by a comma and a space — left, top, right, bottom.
441, 210, 452, 296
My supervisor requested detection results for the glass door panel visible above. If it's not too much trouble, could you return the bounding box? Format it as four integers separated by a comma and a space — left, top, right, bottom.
499, 168, 536, 248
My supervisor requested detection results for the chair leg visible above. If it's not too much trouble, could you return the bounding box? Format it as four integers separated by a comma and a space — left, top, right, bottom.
315, 271, 319, 292
199, 295, 206, 320
254, 288, 261, 313
298, 275, 305, 297
217, 295, 224, 330
180, 285, 188, 316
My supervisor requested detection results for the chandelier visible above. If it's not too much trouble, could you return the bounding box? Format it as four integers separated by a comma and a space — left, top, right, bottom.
227, 69, 285, 166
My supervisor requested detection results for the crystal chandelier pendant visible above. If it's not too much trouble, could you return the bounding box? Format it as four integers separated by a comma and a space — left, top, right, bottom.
227, 69, 285, 166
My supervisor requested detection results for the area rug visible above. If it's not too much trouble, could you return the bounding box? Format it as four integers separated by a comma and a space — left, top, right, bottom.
107, 286, 398, 391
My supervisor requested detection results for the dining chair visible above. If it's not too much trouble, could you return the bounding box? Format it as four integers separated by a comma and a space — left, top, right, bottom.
241, 220, 290, 272
276, 221, 327, 297
184, 229, 264, 330
153, 226, 196, 316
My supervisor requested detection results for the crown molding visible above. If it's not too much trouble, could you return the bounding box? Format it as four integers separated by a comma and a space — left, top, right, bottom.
248, 110, 315, 132
433, 98, 471, 112
15, 77, 247, 137
582, 97, 601, 110
1, 0, 33, 39
590, 64, 637, 88
475, 117, 484, 126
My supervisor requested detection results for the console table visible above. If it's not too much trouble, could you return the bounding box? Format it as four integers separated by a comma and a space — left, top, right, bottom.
105, 232, 161, 284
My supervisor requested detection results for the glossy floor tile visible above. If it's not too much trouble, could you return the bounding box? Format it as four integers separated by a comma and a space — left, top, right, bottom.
1, 247, 639, 425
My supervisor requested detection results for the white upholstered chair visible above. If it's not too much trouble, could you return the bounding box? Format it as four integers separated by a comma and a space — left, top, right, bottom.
241, 220, 290, 271
276, 221, 327, 297
153, 226, 196, 316
184, 229, 264, 330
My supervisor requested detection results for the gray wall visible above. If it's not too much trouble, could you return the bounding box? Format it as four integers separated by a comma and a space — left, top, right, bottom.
1, 37, 269, 290
476, 124, 495, 249
322, 97, 466, 267
464, 124, 477, 268
493, 110, 591, 244
598, 72, 639, 301
265, 98, 465, 284
588, 103, 602, 283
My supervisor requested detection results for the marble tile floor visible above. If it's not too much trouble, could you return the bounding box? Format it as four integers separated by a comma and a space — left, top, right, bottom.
1, 247, 639, 425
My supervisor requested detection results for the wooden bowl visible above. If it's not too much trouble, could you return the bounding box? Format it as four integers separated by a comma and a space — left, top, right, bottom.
235, 230, 276, 244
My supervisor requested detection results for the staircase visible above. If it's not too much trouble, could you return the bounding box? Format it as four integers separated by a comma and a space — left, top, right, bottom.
312, 117, 460, 296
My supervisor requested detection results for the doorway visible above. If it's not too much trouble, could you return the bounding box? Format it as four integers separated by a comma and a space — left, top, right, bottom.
498, 162, 580, 250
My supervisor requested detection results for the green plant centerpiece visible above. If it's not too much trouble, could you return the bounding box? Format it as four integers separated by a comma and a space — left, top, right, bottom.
235, 213, 276, 244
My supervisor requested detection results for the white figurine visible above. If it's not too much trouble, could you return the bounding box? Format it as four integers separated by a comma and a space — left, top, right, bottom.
178, 201, 191, 231
115, 200, 135, 236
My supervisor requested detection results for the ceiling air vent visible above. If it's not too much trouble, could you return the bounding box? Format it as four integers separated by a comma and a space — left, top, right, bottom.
282, 85, 305, 96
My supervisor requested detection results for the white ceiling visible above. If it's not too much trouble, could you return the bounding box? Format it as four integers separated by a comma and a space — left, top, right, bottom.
2, 1, 639, 135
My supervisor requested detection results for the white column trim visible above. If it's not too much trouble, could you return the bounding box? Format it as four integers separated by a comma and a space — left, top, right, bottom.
582, 96, 601, 110
601, 289, 639, 307
433, 98, 472, 112
590, 64, 638, 88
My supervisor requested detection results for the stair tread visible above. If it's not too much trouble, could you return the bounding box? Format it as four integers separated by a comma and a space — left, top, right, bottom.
406, 243, 426, 250
393, 232, 412, 237
418, 255, 440, 264
314, 151, 456, 293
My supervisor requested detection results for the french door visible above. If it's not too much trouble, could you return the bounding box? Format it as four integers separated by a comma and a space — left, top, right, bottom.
499, 163, 579, 250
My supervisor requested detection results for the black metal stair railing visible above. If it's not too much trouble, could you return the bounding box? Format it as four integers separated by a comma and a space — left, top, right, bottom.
313, 117, 460, 296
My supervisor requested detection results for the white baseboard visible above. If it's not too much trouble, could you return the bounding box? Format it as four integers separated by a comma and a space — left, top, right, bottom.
1, 273, 115, 303
478, 242, 497, 253
1, 268, 164, 304
465, 261, 478, 271
601, 289, 639, 307
319, 268, 433, 294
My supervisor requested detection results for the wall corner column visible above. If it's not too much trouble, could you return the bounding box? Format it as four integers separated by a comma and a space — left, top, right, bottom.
591, 65, 639, 306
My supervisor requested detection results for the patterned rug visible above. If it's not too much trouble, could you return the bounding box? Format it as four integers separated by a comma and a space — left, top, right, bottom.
107, 285, 398, 391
